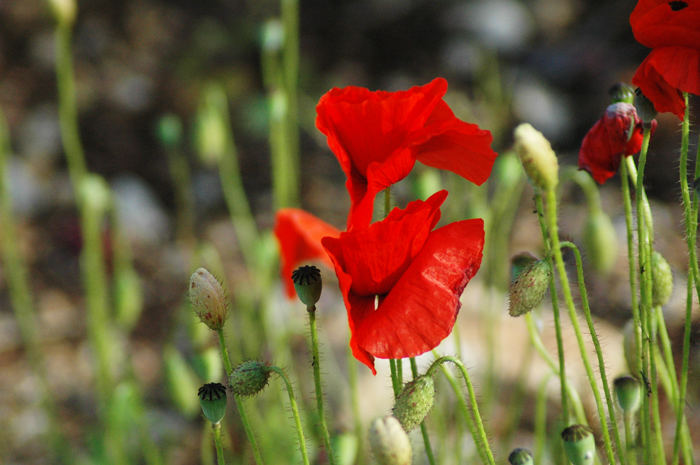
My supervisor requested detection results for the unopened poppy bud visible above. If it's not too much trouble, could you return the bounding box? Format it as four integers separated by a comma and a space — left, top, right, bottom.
510, 252, 538, 283
368, 416, 412, 465
651, 251, 673, 307
229, 360, 271, 397
198, 382, 227, 424
47, 0, 76, 25
392, 375, 435, 432
156, 114, 182, 149
513, 123, 559, 190
583, 210, 618, 274
614, 376, 641, 413
189, 267, 228, 331
508, 448, 534, 465
608, 83, 635, 104
561, 424, 596, 465
508, 258, 552, 317
634, 88, 657, 128
292, 265, 322, 308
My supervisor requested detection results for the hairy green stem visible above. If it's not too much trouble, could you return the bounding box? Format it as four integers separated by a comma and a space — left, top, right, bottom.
269, 366, 310, 465
213, 422, 227, 465
543, 187, 616, 465
410, 358, 436, 465
307, 307, 337, 465
346, 341, 365, 465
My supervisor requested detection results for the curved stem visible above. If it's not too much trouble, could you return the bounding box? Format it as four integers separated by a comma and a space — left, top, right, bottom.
269, 366, 310, 465
560, 241, 626, 465
307, 307, 337, 465
427, 356, 496, 465
543, 187, 617, 465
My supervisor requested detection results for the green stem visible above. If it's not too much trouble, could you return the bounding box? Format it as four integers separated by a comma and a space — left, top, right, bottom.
533, 375, 552, 465
213, 422, 227, 465
346, 341, 365, 465
216, 329, 264, 465
533, 192, 570, 423
307, 307, 337, 465
410, 358, 436, 465
389, 359, 400, 398
269, 366, 310, 465
427, 356, 496, 465
623, 413, 636, 465
560, 241, 626, 465
543, 187, 617, 465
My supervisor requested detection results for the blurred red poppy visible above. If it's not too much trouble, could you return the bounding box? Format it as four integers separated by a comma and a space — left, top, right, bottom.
274, 209, 340, 298
316, 78, 497, 228
630, 1, 700, 119
322, 190, 484, 374
579, 102, 655, 184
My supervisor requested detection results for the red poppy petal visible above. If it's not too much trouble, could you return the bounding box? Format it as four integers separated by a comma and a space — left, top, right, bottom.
355, 218, 485, 360
329, 191, 447, 296
274, 209, 340, 298
322, 235, 377, 374
579, 119, 621, 184
415, 101, 498, 186
631, 0, 700, 49
632, 48, 691, 119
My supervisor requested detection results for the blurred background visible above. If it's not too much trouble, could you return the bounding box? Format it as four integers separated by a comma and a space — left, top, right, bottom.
0, 0, 698, 464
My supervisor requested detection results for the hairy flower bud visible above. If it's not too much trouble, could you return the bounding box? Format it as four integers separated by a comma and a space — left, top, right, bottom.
368, 416, 412, 465
509, 258, 552, 317
583, 210, 618, 274
292, 265, 322, 308
614, 376, 642, 414
198, 382, 227, 424
229, 360, 271, 397
392, 375, 435, 432
514, 123, 559, 190
651, 251, 673, 307
189, 267, 228, 330
561, 424, 596, 465
508, 448, 534, 465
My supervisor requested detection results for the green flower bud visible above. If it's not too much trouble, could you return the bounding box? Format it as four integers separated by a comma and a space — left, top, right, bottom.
229, 360, 271, 397
651, 251, 673, 307
189, 267, 229, 331
614, 375, 642, 414
508, 448, 534, 465
510, 252, 538, 283
508, 258, 552, 317
198, 382, 227, 424
392, 375, 435, 432
634, 88, 657, 128
156, 114, 183, 149
292, 265, 322, 308
368, 416, 412, 465
608, 83, 635, 104
583, 210, 618, 274
513, 123, 559, 190
561, 424, 596, 465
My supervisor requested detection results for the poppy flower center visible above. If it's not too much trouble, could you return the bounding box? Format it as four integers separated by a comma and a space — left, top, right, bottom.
668, 1, 688, 11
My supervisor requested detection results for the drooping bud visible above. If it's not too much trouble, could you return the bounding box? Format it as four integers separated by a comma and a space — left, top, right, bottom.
614, 375, 642, 414
198, 382, 227, 424
368, 416, 412, 465
392, 375, 435, 432
508, 448, 534, 465
513, 123, 559, 190
634, 88, 657, 128
583, 210, 618, 274
651, 251, 673, 307
189, 267, 229, 331
292, 265, 322, 308
508, 258, 552, 317
561, 424, 596, 465
229, 360, 271, 397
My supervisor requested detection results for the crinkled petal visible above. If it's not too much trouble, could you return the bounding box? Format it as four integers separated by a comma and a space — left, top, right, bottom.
356, 218, 485, 361
632, 47, 696, 119
631, 0, 700, 49
415, 101, 498, 186
274, 209, 340, 298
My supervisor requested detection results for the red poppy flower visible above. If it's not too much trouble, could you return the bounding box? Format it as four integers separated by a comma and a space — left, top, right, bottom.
274, 209, 340, 298
316, 78, 497, 228
578, 102, 655, 184
322, 190, 484, 374
630, 1, 700, 119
